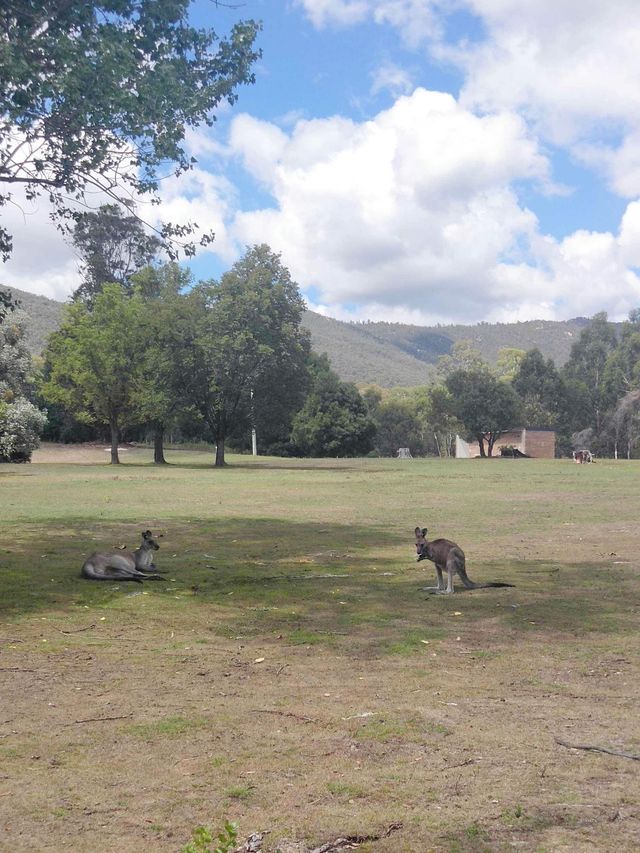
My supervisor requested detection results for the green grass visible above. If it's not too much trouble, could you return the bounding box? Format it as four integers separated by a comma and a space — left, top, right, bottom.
126, 715, 209, 740
2, 448, 640, 852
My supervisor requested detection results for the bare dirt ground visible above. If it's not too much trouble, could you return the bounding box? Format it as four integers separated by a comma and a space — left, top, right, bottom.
31, 442, 148, 464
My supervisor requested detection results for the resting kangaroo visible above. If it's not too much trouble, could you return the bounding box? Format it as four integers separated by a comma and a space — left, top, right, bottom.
414, 527, 514, 594
81, 530, 164, 583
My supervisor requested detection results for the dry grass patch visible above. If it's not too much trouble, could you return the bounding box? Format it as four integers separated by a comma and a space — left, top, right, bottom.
1, 449, 640, 851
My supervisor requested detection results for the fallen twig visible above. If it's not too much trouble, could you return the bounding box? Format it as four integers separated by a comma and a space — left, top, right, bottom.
60, 624, 96, 634
441, 758, 476, 771
0, 667, 37, 673
70, 713, 134, 725
250, 708, 317, 724
555, 737, 640, 761
309, 822, 403, 852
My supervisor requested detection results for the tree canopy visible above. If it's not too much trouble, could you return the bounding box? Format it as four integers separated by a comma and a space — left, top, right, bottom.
41, 284, 145, 463
446, 368, 522, 456
0, 1, 261, 259
70, 204, 162, 304
291, 355, 376, 458
188, 245, 310, 466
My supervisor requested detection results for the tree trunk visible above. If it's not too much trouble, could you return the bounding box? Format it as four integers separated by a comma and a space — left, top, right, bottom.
154, 426, 167, 465
477, 435, 486, 457
109, 420, 120, 465
215, 435, 226, 466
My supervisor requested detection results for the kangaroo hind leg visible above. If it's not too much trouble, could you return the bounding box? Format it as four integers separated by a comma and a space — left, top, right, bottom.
422, 563, 446, 593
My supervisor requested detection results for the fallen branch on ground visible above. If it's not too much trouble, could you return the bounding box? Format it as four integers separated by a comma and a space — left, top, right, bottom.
60, 624, 96, 634
69, 713, 134, 725
555, 737, 640, 761
250, 709, 317, 723
309, 822, 403, 852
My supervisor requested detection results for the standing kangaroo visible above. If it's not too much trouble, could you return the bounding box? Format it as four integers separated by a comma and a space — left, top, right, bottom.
81, 530, 164, 583
414, 527, 514, 594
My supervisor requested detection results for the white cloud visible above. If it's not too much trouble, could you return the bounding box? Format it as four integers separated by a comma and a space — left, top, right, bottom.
370, 61, 414, 98
0, 190, 81, 300
297, 0, 443, 45
155, 166, 239, 264
456, 1, 640, 140
299, 0, 640, 197
295, 0, 370, 28
226, 88, 565, 323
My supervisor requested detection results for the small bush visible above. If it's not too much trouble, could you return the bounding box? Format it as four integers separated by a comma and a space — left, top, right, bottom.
0, 398, 47, 462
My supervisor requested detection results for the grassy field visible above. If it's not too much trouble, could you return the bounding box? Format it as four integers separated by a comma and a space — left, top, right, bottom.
1, 445, 639, 852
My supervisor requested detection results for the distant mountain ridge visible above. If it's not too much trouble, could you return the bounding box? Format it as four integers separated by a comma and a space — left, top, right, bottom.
3, 283, 598, 387
302, 310, 595, 386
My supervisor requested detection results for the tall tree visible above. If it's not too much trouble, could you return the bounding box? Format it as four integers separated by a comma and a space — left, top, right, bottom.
603, 308, 640, 400
436, 340, 488, 379
562, 312, 618, 434
496, 347, 526, 382
128, 262, 198, 463
420, 385, 462, 457
291, 355, 376, 458
607, 389, 640, 459
189, 245, 310, 466
0, 1, 261, 260
446, 368, 522, 457
41, 283, 144, 463
0, 297, 31, 402
512, 349, 566, 429
71, 204, 162, 305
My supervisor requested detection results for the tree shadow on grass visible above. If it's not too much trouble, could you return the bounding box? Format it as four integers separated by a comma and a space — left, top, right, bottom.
1, 522, 635, 644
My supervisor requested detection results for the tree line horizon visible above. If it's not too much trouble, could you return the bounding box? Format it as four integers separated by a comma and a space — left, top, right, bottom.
2, 205, 640, 464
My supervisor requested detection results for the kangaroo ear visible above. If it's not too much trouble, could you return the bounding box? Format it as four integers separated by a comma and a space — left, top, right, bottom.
421, 528, 428, 537
414, 527, 422, 536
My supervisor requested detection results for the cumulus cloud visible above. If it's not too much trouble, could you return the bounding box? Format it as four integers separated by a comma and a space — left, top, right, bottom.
296, 0, 442, 45
227, 94, 524, 320
370, 61, 414, 97
299, 1, 640, 196
155, 166, 239, 265
0, 189, 81, 301
223, 87, 640, 323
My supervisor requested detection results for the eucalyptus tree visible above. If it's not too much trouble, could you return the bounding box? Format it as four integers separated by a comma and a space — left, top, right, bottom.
41, 283, 145, 463
128, 263, 198, 463
189, 245, 310, 466
70, 205, 162, 305
446, 368, 522, 457
0, 1, 261, 260
562, 312, 618, 434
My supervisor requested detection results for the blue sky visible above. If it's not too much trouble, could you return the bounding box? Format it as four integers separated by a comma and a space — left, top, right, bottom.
5, 0, 640, 326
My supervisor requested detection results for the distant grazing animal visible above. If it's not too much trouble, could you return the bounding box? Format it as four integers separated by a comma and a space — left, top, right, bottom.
414, 527, 514, 595
573, 449, 594, 464
81, 530, 164, 583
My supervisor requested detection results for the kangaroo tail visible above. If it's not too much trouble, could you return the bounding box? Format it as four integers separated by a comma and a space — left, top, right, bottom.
457, 566, 514, 590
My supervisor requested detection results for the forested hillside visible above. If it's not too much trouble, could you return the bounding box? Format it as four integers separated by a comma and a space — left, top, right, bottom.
302, 313, 600, 385
3, 283, 606, 386
2, 286, 64, 355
